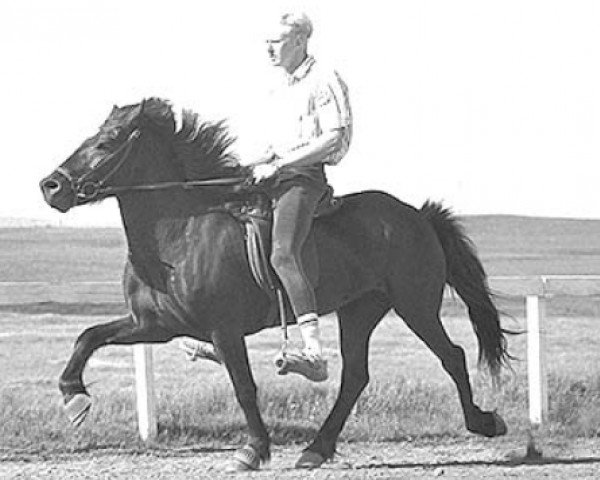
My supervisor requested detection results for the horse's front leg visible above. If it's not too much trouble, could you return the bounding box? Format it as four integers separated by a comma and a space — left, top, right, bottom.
212, 329, 270, 471
59, 315, 133, 424
59, 314, 172, 426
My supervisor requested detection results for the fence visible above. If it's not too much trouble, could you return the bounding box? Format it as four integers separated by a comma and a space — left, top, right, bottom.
2, 275, 600, 443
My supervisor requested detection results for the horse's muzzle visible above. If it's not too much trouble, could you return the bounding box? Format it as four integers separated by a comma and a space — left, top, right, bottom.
40, 172, 75, 212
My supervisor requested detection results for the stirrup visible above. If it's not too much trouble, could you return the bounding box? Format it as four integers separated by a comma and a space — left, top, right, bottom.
274, 349, 328, 383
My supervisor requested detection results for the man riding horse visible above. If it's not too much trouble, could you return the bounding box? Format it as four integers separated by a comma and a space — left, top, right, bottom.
182, 11, 352, 381
40, 15, 510, 467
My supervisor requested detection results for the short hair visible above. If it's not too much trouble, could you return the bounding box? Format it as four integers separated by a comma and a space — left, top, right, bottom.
280, 12, 313, 40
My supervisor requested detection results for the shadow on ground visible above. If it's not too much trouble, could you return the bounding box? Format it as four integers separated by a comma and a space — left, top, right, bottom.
353, 455, 600, 471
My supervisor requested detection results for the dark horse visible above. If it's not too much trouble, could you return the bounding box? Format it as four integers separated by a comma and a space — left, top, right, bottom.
40, 98, 509, 470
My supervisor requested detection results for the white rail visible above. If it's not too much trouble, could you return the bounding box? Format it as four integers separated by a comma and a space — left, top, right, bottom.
2, 276, 599, 442
130, 275, 599, 442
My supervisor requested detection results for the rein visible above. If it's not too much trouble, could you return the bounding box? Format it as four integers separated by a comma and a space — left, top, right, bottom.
56, 128, 251, 204
100, 176, 250, 195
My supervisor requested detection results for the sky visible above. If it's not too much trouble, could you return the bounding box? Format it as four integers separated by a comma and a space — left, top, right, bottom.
1, 0, 599, 226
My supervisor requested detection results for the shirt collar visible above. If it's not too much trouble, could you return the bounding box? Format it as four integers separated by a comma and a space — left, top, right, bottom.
287, 55, 316, 85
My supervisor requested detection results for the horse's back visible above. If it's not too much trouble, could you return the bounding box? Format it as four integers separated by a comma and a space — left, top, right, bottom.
313, 190, 446, 313
333, 190, 420, 221
316, 190, 437, 253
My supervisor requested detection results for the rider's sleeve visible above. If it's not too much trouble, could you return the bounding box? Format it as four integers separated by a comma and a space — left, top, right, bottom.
314, 71, 353, 165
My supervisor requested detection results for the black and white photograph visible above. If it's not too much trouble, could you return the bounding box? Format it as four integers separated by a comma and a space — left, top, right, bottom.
1, 1, 599, 478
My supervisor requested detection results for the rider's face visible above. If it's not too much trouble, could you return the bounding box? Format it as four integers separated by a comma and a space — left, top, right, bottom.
266, 26, 300, 70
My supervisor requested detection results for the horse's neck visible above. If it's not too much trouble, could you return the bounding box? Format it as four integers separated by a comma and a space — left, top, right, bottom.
117, 134, 193, 279
117, 191, 188, 291
117, 189, 234, 291
116, 133, 246, 289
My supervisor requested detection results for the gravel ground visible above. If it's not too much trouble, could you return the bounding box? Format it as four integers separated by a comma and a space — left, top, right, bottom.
2, 438, 599, 479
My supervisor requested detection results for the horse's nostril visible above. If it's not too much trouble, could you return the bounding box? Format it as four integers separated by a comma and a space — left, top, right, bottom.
42, 179, 62, 195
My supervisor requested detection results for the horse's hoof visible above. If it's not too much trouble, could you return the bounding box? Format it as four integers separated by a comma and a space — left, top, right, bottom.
226, 445, 261, 472
492, 411, 507, 436
64, 393, 91, 427
179, 339, 222, 364
295, 450, 326, 469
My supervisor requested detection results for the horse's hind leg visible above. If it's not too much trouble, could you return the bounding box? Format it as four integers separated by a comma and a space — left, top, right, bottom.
297, 292, 390, 468
398, 308, 506, 438
59, 314, 172, 425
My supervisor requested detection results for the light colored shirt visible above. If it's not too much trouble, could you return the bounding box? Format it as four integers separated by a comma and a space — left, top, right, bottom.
267, 55, 352, 182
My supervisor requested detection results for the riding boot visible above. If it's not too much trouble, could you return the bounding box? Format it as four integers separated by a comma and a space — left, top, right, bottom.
275, 313, 328, 382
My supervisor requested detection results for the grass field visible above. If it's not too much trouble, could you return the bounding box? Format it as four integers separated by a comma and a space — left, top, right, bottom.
0, 215, 599, 454
1, 311, 599, 454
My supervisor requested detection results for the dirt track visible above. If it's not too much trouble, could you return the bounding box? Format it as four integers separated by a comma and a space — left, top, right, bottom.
2, 438, 599, 479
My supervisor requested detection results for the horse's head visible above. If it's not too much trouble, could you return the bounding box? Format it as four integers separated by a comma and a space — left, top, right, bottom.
40, 99, 176, 212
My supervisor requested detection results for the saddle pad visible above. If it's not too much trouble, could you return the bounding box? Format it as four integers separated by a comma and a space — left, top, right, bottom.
245, 216, 276, 292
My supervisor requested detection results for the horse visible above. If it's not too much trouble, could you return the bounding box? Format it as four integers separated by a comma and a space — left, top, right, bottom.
40, 98, 510, 471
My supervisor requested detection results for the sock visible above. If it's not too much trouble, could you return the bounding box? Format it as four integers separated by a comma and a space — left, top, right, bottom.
298, 313, 321, 357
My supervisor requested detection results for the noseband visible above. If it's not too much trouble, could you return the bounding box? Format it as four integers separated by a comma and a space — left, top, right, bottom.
57, 128, 141, 205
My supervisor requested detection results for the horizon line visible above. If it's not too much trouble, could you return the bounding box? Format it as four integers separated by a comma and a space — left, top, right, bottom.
2, 212, 600, 228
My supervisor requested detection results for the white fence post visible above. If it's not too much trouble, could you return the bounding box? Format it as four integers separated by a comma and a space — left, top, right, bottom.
133, 344, 157, 441
526, 294, 548, 427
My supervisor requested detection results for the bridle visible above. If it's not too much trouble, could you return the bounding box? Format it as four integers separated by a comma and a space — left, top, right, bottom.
56, 128, 249, 206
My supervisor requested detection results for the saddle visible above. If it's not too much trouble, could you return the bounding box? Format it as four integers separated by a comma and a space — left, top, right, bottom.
221, 185, 342, 295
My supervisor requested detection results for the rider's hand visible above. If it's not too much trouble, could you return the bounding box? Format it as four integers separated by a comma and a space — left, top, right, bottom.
252, 163, 278, 183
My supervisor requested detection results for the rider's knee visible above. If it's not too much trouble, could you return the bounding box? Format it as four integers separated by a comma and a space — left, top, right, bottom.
270, 242, 299, 274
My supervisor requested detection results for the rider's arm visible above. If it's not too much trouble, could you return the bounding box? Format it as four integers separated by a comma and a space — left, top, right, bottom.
273, 70, 352, 169
272, 128, 348, 168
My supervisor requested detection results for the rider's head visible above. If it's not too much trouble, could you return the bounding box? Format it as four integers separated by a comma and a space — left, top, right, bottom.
266, 12, 312, 74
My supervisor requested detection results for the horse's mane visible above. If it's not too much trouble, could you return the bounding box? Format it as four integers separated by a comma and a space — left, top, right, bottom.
120, 98, 252, 292
140, 97, 248, 180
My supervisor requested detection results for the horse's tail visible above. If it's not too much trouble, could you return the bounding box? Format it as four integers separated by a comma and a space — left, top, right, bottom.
421, 200, 510, 375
